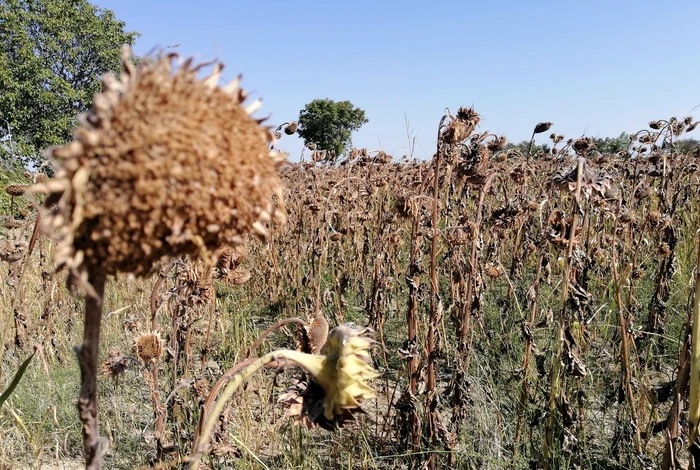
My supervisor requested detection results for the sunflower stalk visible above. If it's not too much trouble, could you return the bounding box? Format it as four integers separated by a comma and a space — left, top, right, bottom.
541, 157, 584, 467
425, 115, 443, 470
76, 271, 108, 469
405, 196, 422, 453
148, 261, 173, 460
662, 297, 692, 469
514, 252, 545, 453
454, 172, 496, 424
610, 199, 642, 454
688, 232, 700, 464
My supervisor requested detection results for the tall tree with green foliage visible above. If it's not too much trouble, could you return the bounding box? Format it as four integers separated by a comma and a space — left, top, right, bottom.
0, 0, 139, 163
297, 98, 368, 162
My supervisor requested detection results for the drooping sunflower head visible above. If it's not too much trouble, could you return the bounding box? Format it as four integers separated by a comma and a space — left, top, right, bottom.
317, 323, 379, 420
101, 348, 130, 379
279, 323, 379, 429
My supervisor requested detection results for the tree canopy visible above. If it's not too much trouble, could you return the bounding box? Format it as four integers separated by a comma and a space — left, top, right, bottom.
0, 0, 139, 163
297, 98, 368, 162
591, 133, 631, 154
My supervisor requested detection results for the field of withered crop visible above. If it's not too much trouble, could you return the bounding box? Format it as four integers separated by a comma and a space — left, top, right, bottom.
1, 50, 700, 470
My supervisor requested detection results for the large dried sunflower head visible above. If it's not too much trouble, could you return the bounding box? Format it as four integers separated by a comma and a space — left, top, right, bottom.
33, 46, 286, 292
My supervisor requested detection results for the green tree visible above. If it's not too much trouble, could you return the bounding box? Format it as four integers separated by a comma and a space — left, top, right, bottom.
592, 132, 631, 154
506, 140, 551, 156
0, 0, 139, 163
676, 138, 699, 154
297, 98, 368, 162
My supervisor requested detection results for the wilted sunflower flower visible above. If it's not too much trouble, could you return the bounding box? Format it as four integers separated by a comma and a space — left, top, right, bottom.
442, 107, 481, 145
32, 46, 286, 293
3, 220, 22, 230
284, 121, 298, 135
0, 239, 27, 263
277, 324, 379, 426
191, 323, 380, 467
533, 122, 553, 134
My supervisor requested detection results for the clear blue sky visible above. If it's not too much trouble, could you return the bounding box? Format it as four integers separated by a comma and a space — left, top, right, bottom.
95, 0, 700, 161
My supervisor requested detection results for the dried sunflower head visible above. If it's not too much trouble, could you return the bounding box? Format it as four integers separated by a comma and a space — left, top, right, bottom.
3, 220, 22, 230
133, 331, 164, 364
213, 245, 251, 286
175, 258, 214, 307
305, 310, 330, 355
5, 184, 27, 197
573, 137, 593, 153
0, 239, 27, 263
487, 135, 508, 152
448, 227, 470, 246
215, 246, 246, 272
101, 348, 130, 378
33, 46, 286, 293
34, 173, 48, 184
646, 210, 662, 226
485, 264, 502, 279
456, 107, 481, 127
123, 315, 141, 333
441, 107, 481, 146
373, 151, 393, 164
534, 122, 553, 134
220, 266, 252, 286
